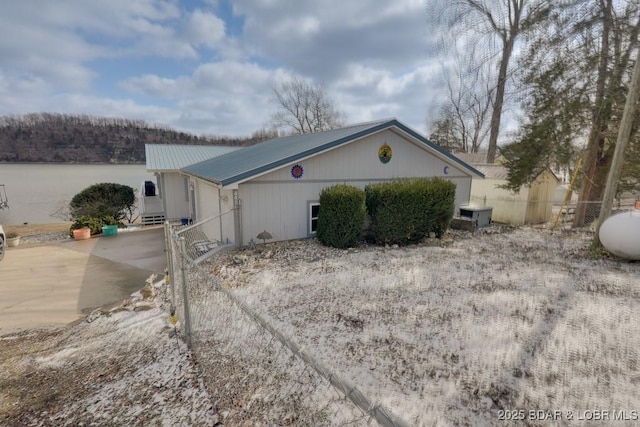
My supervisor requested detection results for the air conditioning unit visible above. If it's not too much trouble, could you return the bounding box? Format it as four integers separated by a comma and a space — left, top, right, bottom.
458, 205, 493, 228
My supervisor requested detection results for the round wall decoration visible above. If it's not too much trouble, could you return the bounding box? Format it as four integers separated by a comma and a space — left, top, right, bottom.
291, 164, 304, 179
378, 143, 392, 164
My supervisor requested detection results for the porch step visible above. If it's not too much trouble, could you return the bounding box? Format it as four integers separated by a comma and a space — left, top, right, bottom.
141, 213, 165, 225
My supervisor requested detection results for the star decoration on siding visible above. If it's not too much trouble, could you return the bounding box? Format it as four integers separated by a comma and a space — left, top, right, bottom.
291, 164, 304, 179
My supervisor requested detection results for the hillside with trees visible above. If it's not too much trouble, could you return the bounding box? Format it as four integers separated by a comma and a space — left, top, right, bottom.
0, 113, 271, 163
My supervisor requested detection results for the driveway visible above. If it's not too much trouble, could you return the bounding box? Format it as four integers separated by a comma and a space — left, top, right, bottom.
0, 227, 166, 335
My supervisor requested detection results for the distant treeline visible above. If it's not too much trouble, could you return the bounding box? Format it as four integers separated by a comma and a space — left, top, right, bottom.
0, 113, 277, 163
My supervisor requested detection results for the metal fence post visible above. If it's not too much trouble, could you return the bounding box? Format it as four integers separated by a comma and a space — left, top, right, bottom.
179, 236, 193, 349
164, 221, 176, 307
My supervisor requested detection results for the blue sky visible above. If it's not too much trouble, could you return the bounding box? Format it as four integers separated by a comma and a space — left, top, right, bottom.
0, 0, 449, 137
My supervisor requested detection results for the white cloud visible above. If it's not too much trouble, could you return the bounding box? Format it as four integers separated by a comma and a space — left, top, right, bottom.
0, 0, 451, 137
234, 0, 433, 80
117, 60, 298, 135
185, 9, 226, 48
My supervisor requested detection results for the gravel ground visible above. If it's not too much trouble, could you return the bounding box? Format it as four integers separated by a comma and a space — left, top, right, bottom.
20, 232, 72, 244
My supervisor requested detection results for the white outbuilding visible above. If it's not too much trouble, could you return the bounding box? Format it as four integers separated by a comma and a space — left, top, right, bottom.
469, 164, 558, 225
179, 118, 483, 246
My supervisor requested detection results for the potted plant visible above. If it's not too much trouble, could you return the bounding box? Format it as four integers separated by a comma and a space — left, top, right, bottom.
72, 227, 91, 240
6, 230, 20, 247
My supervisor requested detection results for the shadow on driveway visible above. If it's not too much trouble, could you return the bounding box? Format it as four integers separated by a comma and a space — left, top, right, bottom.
60, 226, 167, 313
0, 226, 166, 334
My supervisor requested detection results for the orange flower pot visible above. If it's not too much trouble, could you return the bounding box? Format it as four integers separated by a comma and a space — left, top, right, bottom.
73, 228, 91, 240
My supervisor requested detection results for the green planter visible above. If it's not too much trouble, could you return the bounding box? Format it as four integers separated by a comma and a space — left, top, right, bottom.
102, 225, 118, 237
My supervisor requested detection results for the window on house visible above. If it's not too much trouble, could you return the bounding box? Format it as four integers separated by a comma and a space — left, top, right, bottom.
309, 202, 320, 235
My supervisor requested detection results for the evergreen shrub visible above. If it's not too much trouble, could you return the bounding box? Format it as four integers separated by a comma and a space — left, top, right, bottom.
365, 178, 456, 245
69, 183, 136, 222
316, 184, 366, 248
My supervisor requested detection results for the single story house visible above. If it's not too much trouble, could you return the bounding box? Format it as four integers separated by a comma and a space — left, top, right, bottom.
141, 144, 242, 224
180, 118, 483, 246
455, 154, 559, 225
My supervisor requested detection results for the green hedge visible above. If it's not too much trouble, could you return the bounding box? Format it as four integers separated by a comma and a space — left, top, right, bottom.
365, 178, 456, 245
316, 184, 366, 248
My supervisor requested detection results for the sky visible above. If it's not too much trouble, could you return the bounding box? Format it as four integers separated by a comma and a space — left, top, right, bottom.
0, 0, 449, 138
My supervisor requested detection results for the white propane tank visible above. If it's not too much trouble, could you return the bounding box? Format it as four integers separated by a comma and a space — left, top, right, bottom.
599, 208, 640, 260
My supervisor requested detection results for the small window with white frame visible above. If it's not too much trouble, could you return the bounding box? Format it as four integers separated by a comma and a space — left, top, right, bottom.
309, 202, 320, 235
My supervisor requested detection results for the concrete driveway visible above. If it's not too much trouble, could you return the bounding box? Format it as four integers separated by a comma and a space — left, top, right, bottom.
0, 227, 166, 335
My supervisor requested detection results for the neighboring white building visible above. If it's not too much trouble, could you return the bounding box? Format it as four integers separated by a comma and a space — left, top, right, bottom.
180, 119, 483, 246
141, 144, 242, 224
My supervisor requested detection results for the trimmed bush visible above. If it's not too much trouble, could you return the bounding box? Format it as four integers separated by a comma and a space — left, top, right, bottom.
70, 215, 117, 236
69, 183, 136, 222
316, 184, 366, 248
365, 178, 456, 245
428, 178, 457, 237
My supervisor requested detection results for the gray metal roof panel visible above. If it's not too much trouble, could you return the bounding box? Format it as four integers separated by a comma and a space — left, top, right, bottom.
182, 119, 484, 185
145, 144, 242, 171
474, 164, 509, 180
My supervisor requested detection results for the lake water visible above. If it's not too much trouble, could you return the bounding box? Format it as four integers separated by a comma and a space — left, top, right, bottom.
0, 163, 152, 225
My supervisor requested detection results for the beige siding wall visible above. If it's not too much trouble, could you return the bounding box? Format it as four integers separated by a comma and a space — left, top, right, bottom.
470, 179, 529, 225
194, 179, 221, 241
240, 178, 471, 246
219, 189, 236, 244
163, 173, 190, 221
237, 130, 473, 245
253, 129, 468, 183
193, 179, 237, 244
525, 170, 558, 224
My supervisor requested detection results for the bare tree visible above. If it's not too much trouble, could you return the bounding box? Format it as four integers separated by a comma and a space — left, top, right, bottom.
431, 0, 551, 163
270, 77, 344, 134
428, 42, 493, 153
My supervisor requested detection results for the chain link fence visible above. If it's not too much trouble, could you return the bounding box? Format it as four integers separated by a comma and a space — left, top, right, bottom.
164, 219, 409, 426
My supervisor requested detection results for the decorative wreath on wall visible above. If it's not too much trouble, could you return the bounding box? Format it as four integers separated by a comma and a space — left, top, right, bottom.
291, 164, 304, 179
378, 143, 392, 164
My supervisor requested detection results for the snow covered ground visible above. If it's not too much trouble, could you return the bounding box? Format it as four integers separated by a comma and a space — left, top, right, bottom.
3, 226, 639, 426
0, 294, 219, 426
206, 227, 640, 426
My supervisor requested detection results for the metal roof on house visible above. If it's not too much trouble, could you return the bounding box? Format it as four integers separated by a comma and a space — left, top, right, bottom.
454, 152, 492, 165
182, 118, 484, 186
474, 164, 510, 180
145, 144, 242, 171
474, 165, 559, 182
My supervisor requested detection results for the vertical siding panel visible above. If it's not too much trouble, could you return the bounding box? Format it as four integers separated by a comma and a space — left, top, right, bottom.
195, 180, 221, 241
164, 173, 190, 220
524, 170, 557, 224
218, 189, 234, 243
252, 130, 469, 183
470, 179, 528, 225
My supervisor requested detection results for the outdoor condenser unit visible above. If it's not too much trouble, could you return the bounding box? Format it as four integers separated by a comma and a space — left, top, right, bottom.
459, 205, 493, 228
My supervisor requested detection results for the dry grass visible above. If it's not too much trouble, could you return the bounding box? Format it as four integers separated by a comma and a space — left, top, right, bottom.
3, 222, 71, 236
